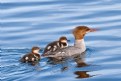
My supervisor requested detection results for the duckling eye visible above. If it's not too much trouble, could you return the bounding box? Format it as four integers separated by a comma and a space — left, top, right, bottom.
62, 43, 67, 46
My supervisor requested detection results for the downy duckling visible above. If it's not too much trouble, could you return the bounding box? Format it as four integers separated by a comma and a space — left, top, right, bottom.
42, 36, 69, 56
20, 46, 40, 65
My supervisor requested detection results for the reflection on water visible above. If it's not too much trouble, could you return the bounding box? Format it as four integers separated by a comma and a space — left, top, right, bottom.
45, 51, 93, 79
46, 51, 87, 67
73, 52, 88, 67
74, 71, 91, 79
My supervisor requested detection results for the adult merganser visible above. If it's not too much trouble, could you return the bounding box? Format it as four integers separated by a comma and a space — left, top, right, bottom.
42, 36, 69, 56
20, 46, 41, 65
44, 26, 96, 58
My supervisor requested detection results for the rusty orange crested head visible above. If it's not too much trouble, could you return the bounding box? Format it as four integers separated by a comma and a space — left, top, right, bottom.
73, 26, 96, 40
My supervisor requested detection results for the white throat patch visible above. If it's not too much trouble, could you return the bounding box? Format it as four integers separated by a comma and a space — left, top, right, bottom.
74, 39, 86, 52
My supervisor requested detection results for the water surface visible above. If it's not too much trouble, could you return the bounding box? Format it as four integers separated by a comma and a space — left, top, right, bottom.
1, 0, 121, 81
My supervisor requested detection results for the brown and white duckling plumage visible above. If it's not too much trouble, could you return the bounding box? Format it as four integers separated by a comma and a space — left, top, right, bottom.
42, 36, 69, 56
20, 46, 41, 64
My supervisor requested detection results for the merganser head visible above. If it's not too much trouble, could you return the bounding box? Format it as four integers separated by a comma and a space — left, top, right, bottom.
59, 36, 69, 47
31, 46, 40, 54
73, 26, 96, 40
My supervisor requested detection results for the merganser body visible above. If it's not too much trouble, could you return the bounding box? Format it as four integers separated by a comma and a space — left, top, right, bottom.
44, 26, 96, 58
42, 36, 69, 56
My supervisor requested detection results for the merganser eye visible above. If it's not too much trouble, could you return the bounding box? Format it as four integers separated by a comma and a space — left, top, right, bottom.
86, 28, 90, 31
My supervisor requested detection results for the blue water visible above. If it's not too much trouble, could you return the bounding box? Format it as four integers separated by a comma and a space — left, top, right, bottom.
1, 0, 121, 81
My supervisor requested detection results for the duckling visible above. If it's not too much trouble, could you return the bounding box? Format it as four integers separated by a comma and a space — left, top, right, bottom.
20, 46, 40, 65
42, 36, 69, 56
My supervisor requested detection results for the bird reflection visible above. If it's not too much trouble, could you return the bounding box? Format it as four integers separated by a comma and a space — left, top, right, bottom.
47, 51, 88, 71
47, 57, 69, 72
61, 66, 68, 72
73, 51, 88, 67
74, 71, 92, 78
